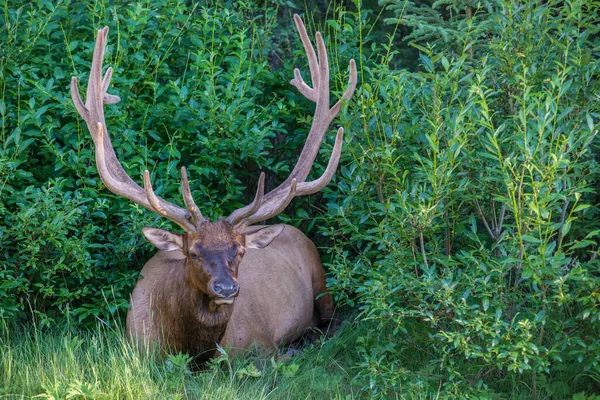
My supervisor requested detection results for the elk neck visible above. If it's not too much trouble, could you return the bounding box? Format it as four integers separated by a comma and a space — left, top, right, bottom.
178, 265, 235, 362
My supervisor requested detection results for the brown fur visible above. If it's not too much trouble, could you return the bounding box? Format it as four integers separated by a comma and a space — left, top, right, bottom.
126, 223, 334, 360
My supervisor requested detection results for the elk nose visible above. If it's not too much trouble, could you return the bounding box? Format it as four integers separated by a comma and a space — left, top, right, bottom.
211, 280, 239, 298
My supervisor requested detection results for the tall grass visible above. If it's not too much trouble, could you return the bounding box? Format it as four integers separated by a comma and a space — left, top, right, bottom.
5, 313, 590, 399
0, 317, 364, 400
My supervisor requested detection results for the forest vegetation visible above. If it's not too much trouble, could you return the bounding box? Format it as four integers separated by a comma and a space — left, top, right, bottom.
1, 0, 599, 398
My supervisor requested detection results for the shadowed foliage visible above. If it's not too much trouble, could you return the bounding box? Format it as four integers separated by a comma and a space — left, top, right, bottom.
1, 0, 599, 398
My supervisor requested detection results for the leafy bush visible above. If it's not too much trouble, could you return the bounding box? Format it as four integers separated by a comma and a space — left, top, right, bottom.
3, 0, 600, 398
0, 0, 315, 325
322, 0, 600, 397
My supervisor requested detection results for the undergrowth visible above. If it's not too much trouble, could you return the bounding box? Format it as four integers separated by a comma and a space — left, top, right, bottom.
0, 315, 363, 400
3, 314, 597, 399
1, 0, 600, 398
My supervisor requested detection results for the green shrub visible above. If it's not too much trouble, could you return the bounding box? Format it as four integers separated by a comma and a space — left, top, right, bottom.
3, 0, 600, 397
322, 0, 600, 397
0, 0, 313, 325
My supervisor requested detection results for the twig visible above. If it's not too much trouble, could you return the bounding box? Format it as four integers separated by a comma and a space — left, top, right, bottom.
496, 204, 506, 238
557, 180, 569, 249
419, 230, 429, 269
474, 198, 496, 240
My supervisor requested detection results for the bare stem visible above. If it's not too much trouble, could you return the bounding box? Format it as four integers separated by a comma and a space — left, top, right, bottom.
497, 204, 506, 238
557, 180, 569, 249
474, 198, 496, 240
419, 230, 429, 269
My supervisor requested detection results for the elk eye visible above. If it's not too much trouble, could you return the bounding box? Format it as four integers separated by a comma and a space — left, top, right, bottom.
191, 254, 201, 261
226, 247, 238, 259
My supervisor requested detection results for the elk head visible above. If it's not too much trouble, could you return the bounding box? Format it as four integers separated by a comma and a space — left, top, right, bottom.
70, 15, 357, 310
141, 220, 286, 308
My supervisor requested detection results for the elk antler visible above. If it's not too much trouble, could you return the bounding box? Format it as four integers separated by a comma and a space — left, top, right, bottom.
226, 14, 357, 228
71, 27, 207, 231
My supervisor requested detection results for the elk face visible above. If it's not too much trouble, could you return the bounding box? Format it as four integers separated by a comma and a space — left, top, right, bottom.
142, 222, 284, 306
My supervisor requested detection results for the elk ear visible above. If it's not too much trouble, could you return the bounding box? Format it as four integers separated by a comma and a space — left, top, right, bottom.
142, 227, 184, 251
244, 225, 285, 249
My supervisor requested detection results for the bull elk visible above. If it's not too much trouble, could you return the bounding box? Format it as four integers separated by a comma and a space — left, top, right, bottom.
70, 15, 356, 363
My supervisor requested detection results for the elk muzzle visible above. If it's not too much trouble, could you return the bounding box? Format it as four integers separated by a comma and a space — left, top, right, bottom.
209, 278, 239, 305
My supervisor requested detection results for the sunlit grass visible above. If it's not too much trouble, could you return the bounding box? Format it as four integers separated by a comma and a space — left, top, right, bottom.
3, 314, 597, 399
0, 316, 363, 399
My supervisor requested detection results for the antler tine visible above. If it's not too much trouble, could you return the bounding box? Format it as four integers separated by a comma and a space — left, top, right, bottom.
315, 31, 329, 105
86, 27, 108, 113
328, 59, 357, 121
144, 170, 168, 216
242, 179, 297, 227
226, 14, 356, 228
293, 14, 319, 95
226, 172, 266, 226
181, 167, 206, 227
70, 77, 88, 118
296, 127, 344, 195
71, 27, 200, 232
292, 68, 317, 102
101, 67, 121, 104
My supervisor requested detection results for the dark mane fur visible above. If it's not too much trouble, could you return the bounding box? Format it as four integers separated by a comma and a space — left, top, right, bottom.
151, 257, 235, 364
